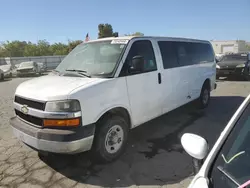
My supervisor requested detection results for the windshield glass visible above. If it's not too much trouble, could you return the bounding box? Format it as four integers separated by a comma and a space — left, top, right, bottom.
20, 62, 34, 67
56, 40, 127, 77
210, 102, 250, 187
221, 54, 247, 63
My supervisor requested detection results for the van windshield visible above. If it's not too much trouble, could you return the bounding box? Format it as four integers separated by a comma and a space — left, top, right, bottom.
56, 40, 127, 77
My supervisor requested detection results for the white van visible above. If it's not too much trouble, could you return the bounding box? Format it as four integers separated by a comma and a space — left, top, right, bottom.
10, 36, 216, 162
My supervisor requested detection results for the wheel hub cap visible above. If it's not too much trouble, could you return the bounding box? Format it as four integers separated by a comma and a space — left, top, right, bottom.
105, 125, 124, 154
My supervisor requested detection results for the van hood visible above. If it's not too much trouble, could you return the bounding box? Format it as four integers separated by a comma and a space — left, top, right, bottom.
15, 75, 100, 101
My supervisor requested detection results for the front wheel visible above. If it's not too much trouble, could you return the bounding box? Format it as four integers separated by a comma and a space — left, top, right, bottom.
93, 115, 129, 163
198, 84, 210, 109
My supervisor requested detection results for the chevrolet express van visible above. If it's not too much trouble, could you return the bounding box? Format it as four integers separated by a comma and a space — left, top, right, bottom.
10, 36, 216, 162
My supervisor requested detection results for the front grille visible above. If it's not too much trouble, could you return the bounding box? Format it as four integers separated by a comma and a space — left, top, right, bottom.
15, 110, 43, 127
15, 96, 45, 111
220, 67, 235, 71
18, 69, 33, 73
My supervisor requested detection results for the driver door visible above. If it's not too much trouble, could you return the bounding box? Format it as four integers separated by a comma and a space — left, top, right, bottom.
123, 40, 163, 127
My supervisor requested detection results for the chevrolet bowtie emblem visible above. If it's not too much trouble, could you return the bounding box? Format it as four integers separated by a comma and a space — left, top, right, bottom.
21, 105, 29, 114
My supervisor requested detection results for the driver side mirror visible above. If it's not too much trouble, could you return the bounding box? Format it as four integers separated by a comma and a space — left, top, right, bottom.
128, 55, 144, 74
181, 133, 209, 174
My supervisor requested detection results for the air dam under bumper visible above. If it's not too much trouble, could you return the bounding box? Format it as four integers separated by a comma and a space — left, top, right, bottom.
10, 117, 95, 154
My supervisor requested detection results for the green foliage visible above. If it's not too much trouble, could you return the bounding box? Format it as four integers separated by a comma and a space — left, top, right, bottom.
98, 23, 118, 38
246, 45, 250, 51
0, 40, 83, 57
68, 40, 82, 53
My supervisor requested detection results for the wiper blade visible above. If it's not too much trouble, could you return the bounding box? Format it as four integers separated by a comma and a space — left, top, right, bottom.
217, 166, 240, 187
66, 69, 87, 73
65, 69, 91, 78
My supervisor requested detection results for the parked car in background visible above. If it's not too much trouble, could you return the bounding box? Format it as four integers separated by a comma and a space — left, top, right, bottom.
216, 52, 250, 80
37, 62, 47, 73
10, 36, 216, 162
0, 69, 4, 80
0, 62, 15, 78
16, 61, 41, 77
181, 93, 250, 188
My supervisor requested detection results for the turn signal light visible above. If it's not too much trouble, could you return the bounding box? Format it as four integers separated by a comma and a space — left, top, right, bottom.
43, 118, 80, 127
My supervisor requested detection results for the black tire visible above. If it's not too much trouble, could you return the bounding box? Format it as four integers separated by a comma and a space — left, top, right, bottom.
93, 115, 129, 163
0, 73, 4, 81
243, 70, 250, 81
198, 83, 210, 109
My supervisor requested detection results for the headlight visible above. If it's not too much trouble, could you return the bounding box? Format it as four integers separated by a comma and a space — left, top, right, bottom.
216, 64, 220, 69
236, 64, 246, 68
45, 100, 81, 112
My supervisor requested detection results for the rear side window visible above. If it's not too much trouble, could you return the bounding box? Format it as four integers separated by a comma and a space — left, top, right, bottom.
190, 43, 214, 64
175, 42, 193, 66
174, 42, 214, 66
158, 41, 178, 69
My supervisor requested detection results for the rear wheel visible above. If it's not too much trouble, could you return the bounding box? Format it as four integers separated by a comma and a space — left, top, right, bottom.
243, 69, 250, 81
198, 83, 210, 109
0, 73, 4, 81
93, 115, 129, 163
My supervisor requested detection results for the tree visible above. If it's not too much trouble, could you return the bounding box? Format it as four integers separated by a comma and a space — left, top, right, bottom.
125, 32, 144, 36
36, 40, 51, 56
98, 23, 118, 38
2, 40, 27, 57
50, 43, 68, 55
246, 45, 250, 51
24, 42, 39, 56
68, 40, 82, 53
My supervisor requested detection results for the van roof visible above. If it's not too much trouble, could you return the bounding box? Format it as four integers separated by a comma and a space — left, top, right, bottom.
88, 36, 210, 43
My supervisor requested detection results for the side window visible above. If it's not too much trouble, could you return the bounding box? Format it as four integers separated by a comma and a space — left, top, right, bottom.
126, 40, 157, 74
202, 43, 215, 62
158, 41, 178, 69
175, 42, 193, 66
190, 43, 215, 64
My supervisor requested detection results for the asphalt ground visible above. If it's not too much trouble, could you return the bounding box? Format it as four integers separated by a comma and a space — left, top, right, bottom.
0, 76, 250, 188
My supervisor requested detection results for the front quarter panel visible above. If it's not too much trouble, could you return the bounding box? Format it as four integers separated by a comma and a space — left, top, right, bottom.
69, 77, 131, 126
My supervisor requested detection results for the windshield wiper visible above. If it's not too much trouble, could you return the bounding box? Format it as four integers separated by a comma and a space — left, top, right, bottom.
65, 69, 91, 78
217, 166, 240, 187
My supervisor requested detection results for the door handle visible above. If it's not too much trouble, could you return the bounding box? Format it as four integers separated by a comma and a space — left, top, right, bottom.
158, 73, 161, 84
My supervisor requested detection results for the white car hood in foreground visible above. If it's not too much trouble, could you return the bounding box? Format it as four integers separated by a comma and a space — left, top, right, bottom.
15, 75, 100, 101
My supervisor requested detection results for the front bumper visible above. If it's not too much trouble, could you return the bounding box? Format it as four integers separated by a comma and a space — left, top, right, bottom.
4, 71, 11, 77
217, 67, 247, 76
10, 116, 95, 154
17, 70, 36, 75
